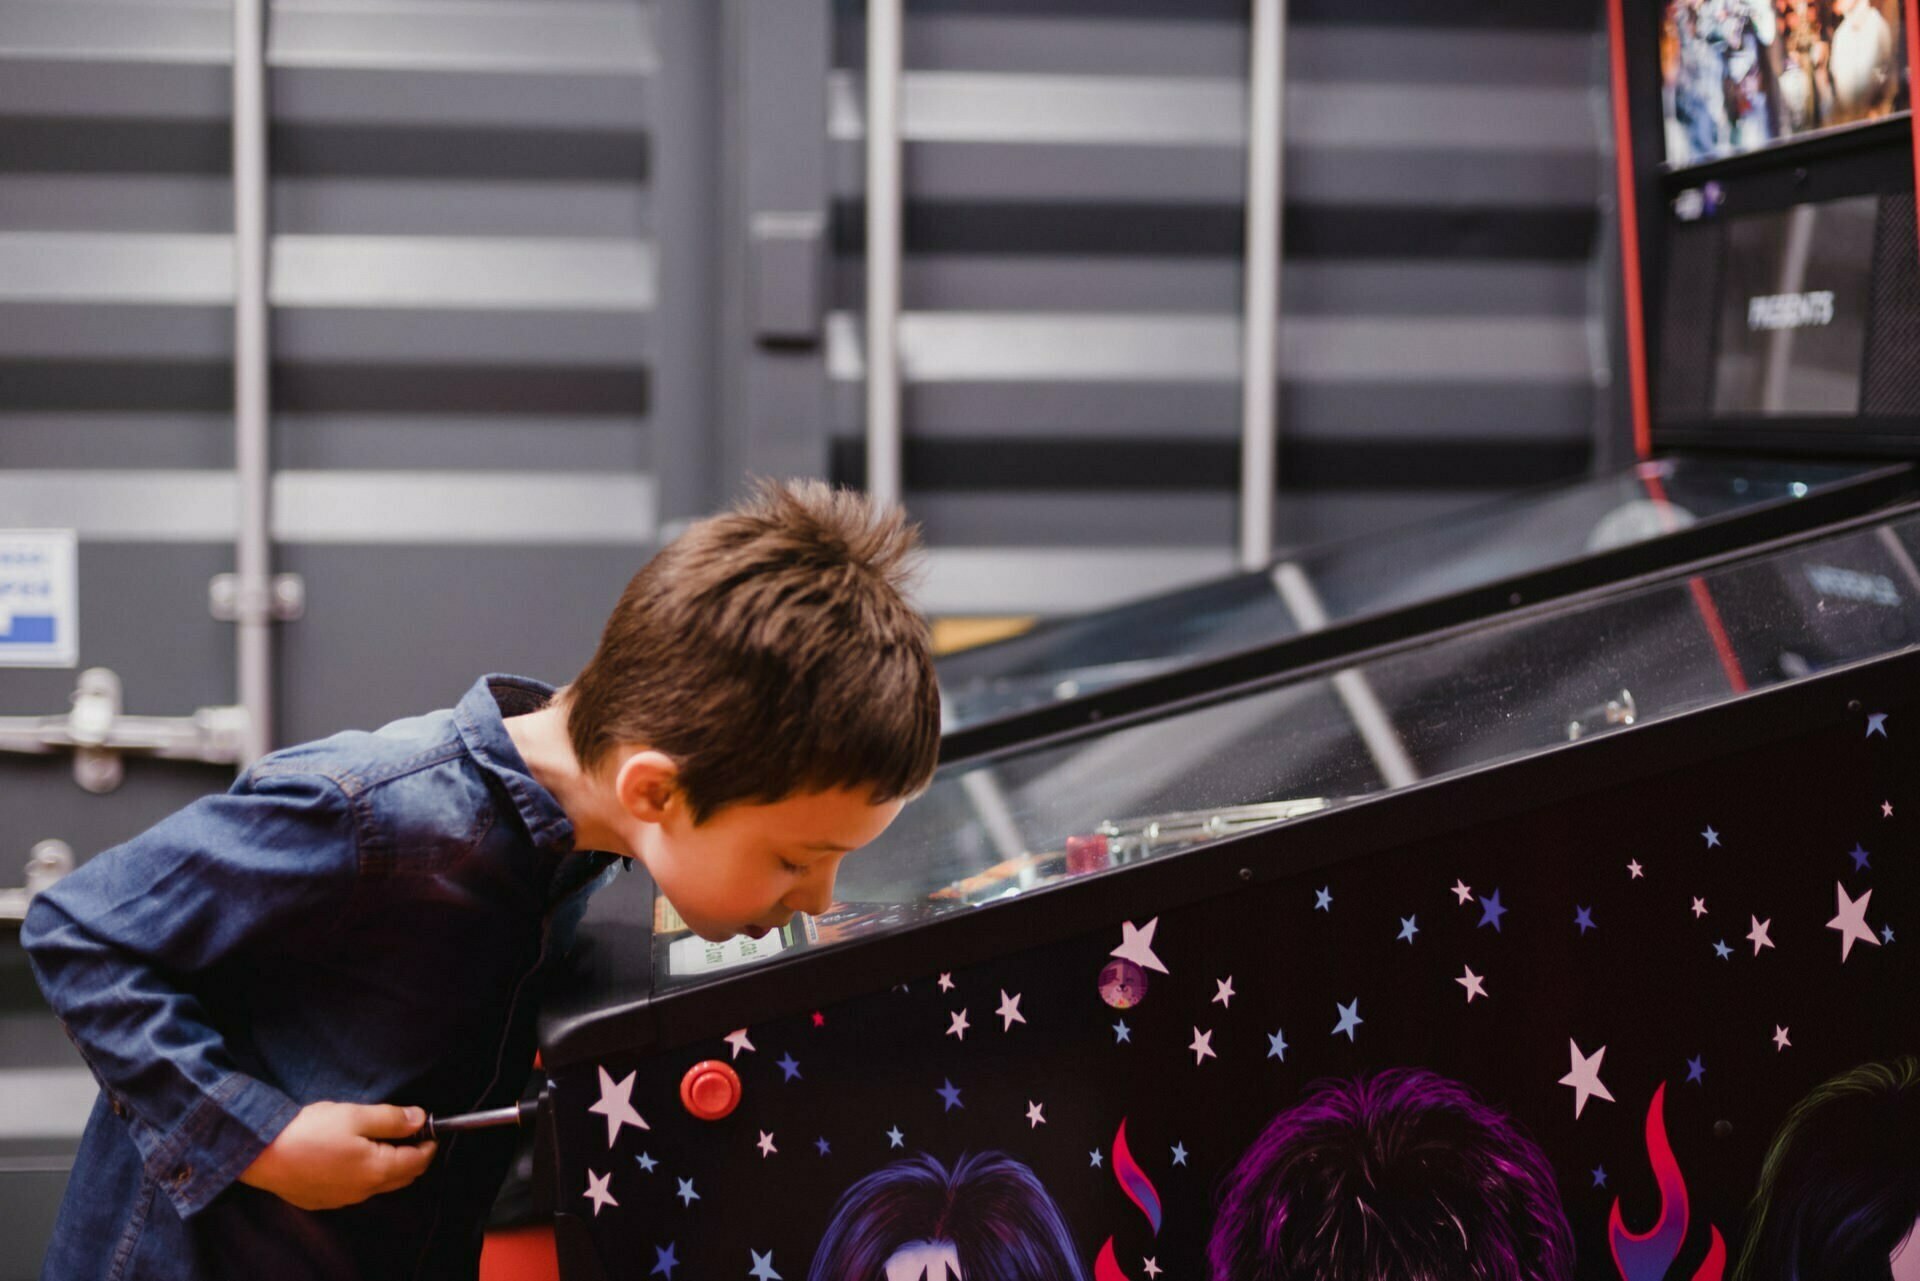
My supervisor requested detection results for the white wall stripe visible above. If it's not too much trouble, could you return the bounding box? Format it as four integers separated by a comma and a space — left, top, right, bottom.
0, 470, 658, 543
0, 233, 657, 312
829, 70, 1598, 153
827, 311, 1597, 385
0, 1069, 95, 1141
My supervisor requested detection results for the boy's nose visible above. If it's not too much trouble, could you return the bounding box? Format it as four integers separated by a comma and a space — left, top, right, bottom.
784, 861, 841, 917
785, 878, 835, 917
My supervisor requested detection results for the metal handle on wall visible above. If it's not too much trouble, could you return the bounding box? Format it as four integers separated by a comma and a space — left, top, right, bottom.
864, 0, 904, 508
1239, 0, 1287, 571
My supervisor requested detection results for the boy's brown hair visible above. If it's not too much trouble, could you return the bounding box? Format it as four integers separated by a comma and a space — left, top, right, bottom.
564, 479, 941, 822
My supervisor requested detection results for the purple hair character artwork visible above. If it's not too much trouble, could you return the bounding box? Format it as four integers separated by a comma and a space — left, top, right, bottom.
1208, 1067, 1575, 1280
807, 1150, 1089, 1281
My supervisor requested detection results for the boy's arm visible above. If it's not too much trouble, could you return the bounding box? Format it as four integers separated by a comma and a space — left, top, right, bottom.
19, 767, 404, 1218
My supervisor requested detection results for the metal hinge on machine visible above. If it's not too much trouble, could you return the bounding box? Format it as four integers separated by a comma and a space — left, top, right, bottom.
0, 840, 74, 923
0, 669, 252, 793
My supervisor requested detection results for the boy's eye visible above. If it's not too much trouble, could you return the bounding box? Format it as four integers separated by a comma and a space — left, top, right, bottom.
779, 859, 807, 875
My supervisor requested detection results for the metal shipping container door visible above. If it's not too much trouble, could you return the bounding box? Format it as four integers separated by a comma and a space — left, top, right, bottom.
0, 1, 679, 1270
828, 0, 1617, 617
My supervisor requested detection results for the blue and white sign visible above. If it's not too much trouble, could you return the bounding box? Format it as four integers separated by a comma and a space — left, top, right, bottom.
0, 530, 78, 668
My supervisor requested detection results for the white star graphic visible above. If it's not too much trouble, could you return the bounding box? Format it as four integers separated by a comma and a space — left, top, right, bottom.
1558, 1040, 1615, 1119
583, 1168, 617, 1216
1691, 897, 1707, 919
1266, 1028, 1288, 1060
1212, 977, 1235, 1008
724, 1028, 755, 1059
1702, 825, 1720, 848
1112, 919, 1170, 974
1826, 882, 1881, 962
1451, 879, 1474, 905
1748, 915, 1775, 955
756, 1131, 776, 1158
676, 1177, 699, 1206
886, 1126, 904, 1148
1627, 859, 1644, 879
947, 1009, 970, 1041
996, 990, 1026, 1031
1774, 1025, 1791, 1051
1332, 999, 1363, 1041
1457, 965, 1487, 1003
937, 972, 955, 992
1025, 1101, 1046, 1128
1189, 1027, 1216, 1064
748, 1249, 782, 1281
1142, 1261, 1162, 1279
588, 1066, 649, 1148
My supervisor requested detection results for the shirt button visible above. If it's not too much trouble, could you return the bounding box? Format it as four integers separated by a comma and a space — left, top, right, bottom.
172, 1167, 191, 1187
109, 1097, 127, 1118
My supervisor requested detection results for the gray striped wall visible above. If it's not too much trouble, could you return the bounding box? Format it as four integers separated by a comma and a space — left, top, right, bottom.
827, 0, 1618, 582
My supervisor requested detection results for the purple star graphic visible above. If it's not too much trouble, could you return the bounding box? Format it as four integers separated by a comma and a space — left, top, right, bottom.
1686, 1055, 1705, 1084
651, 1244, 679, 1279
1850, 843, 1871, 872
775, 1053, 801, 1082
814, 1136, 831, 1157
1591, 1165, 1608, 1188
1574, 905, 1595, 934
936, 1078, 964, 1111
1477, 888, 1507, 932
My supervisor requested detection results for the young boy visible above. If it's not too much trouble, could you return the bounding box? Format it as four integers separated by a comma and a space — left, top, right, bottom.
22, 480, 942, 1280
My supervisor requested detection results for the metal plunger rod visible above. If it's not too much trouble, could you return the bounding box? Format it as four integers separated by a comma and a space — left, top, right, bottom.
410, 1098, 538, 1144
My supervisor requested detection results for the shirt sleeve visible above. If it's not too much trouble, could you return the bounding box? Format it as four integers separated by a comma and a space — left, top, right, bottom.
20, 766, 361, 1219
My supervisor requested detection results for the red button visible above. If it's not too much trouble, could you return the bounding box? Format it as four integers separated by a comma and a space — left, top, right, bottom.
679, 1060, 742, 1121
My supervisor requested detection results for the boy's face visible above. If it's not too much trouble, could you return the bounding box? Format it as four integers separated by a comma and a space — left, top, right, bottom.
633, 781, 906, 943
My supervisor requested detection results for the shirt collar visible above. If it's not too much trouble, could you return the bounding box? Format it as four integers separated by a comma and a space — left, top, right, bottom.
453, 673, 577, 856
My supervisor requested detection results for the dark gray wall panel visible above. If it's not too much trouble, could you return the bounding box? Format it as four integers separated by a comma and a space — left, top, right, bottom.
904, 488, 1501, 567
273, 309, 653, 368
269, 67, 651, 133
0, 413, 235, 470
0, 176, 231, 234
835, 257, 1593, 316
0, 304, 230, 361
0, 1162, 76, 1281
0, 755, 237, 873
270, 543, 659, 744
274, 414, 650, 473
831, 380, 1598, 441
272, 178, 651, 238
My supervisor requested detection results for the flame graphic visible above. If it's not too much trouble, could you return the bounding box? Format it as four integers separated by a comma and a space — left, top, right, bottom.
1609, 1083, 1726, 1281
1093, 1239, 1132, 1281
1111, 1119, 1164, 1234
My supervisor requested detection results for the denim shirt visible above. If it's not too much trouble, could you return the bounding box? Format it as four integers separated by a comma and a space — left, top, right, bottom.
22, 674, 621, 1281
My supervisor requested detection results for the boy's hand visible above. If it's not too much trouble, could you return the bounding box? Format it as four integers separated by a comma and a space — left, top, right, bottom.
237, 1102, 437, 1211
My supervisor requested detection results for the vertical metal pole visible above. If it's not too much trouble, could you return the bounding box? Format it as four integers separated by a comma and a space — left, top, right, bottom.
1238, 0, 1285, 571
233, 0, 274, 762
864, 0, 904, 506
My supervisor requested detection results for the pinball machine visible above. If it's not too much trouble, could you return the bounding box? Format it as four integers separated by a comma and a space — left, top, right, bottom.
519, 2, 1920, 1277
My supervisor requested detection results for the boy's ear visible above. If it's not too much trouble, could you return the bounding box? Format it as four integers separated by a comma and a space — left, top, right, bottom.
613, 750, 681, 825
